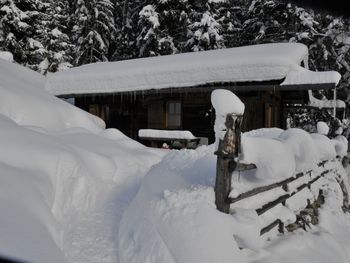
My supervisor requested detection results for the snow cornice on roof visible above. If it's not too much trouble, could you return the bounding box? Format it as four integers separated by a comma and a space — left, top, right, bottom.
45, 42, 340, 96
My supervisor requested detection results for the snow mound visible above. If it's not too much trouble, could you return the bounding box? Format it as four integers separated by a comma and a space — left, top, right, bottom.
317, 121, 329, 135
0, 60, 164, 263
311, 133, 336, 161
211, 89, 245, 116
240, 136, 295, 180
332, 135, 348, 157
0, 51, 14, 62
0, 59, 104, 133
278, 128, 319, 172
119, 147, 257, 263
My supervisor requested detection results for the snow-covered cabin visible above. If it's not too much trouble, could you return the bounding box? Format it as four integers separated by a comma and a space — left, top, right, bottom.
46, 43, 341, 144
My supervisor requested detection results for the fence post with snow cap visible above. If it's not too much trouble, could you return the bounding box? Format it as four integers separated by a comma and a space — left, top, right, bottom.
211, 89, 245, 213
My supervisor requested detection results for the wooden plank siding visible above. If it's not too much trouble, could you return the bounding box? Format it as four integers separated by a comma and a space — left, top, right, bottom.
72, 88, 300, 145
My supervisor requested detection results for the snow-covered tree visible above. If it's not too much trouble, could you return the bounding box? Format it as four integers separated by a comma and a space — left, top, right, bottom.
186, 10, 224, 51
0, 0, 45, 68
72, 0, 116, 65
38, 0, 73, 73
136, 4, 160, 57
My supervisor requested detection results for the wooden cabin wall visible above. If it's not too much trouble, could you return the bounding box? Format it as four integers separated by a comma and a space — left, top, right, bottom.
73, 88, 284, 145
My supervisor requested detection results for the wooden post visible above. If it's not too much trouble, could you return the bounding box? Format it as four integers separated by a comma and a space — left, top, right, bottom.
214, 114, 242, 213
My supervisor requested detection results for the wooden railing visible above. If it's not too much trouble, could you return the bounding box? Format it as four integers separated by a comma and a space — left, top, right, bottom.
228, 159, 336, 235
213, 114, 347, 236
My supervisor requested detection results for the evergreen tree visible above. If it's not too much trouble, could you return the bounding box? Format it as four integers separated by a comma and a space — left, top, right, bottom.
184, 0, 224, 52
38, 0, 73, 73
0, 0, 45, 68
72, 0, 116, 65
136, 4, 160, 57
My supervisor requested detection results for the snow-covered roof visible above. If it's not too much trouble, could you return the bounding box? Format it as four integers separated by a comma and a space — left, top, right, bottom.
281, 67, 341, 86
309, 94, 346, 109
45, 43, 340, 96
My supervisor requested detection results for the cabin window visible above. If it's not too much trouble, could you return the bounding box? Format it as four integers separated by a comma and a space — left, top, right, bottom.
167, 101, 182, 128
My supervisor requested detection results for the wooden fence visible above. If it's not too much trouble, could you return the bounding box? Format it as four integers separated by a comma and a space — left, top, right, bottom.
214, 114, 346, 236
230, 159, 337, 235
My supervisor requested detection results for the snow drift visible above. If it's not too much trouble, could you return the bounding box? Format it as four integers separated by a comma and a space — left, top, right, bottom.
0, 59, 163, 263
0, 59, 104, 133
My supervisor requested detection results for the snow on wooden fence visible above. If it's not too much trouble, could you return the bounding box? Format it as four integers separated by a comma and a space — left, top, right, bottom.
230, 159, 336, 235
213, 112, 344, 236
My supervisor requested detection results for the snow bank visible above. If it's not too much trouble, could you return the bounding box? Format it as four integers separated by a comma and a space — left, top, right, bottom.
0, 60, 164, 262
0, 161, 65, 263
119, 126, 349, 263
232, 127, 340, 194
317, 121, 329, 135
0, 113, 163, 262
240, 136, 295, 180
0, 51, 14, 62
119, 146, 259, 263
0, 59, 104, 133
311, 133, 336, 161
278, 128, 319, 172
332, 135, 348, 156
47, 43, 318, 96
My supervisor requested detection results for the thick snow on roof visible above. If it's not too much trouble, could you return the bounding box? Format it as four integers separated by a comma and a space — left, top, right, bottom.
309, 92, 346, 109
281, 66, 341, 86
46, 42, 331, 96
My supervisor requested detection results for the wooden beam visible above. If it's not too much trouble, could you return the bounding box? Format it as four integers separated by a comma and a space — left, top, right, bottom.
57, 83, 336, 98
260, 219, 282, 235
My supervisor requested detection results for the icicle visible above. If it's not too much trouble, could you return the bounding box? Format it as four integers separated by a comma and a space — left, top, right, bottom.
333, 87, 337, 118
304, 53, 313, 107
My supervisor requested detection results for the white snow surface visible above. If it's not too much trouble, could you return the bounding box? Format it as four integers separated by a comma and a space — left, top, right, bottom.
0, 51, 14, 62
211, 89, 245, 145
332, 135, 349, 157
0, 59, 104, 133
309, 92, 346, 109
1, 58, 350, 263
211, 89, 245, 115
138, 129, 197, 139
0, 59, 164, 263
281, 66, 341, 86
44, 42, 338, 96
317, 121, 330, 135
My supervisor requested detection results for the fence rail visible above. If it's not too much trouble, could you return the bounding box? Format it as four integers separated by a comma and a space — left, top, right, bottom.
213, 114, 346, 237
227, 160, 336, 236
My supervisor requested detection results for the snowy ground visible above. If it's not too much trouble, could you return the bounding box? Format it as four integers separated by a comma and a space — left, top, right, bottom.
1, 58, 350, 263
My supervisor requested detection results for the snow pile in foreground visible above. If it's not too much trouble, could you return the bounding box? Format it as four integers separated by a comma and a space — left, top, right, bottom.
0, 59, 104, 133
0, 51, 14, 62
0, 60, 164, 263
119, 146, 256, 263
119, 140, 350, 263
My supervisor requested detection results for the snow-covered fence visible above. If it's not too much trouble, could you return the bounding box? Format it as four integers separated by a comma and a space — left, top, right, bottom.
229, 159, 336, 235
212, 90, 245, 213
211, 89, 349, 236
